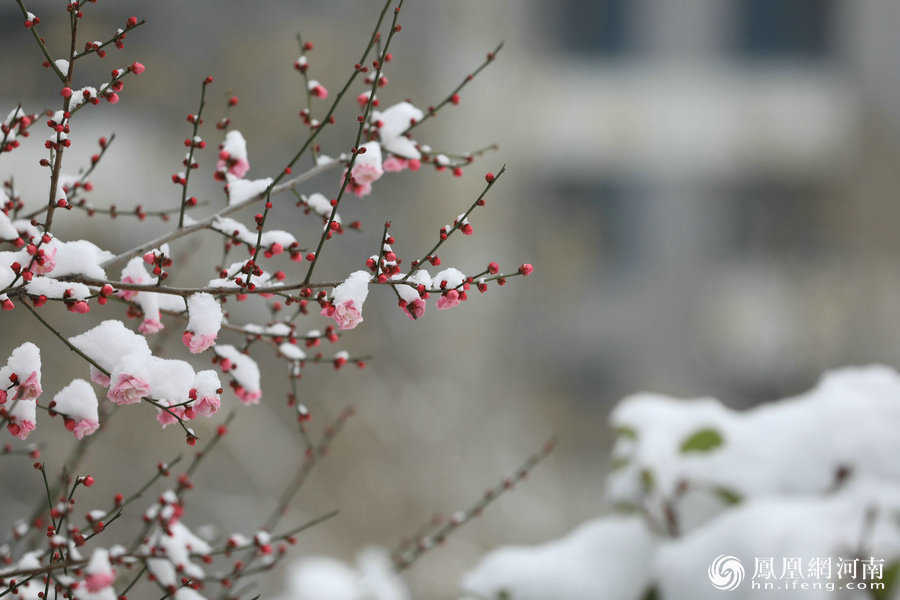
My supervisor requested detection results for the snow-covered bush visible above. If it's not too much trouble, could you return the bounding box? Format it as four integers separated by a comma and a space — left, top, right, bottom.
0, 1, 538, 597
461, 366, 900, 599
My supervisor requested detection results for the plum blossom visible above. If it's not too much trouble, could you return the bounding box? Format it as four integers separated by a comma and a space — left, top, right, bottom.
90, 365, 111, 387
32, 245, 56, 275
193, 394, 220, 417
156, 402, 185, 428
346, 142, 383, 197
436, 289, 461, 310
7, 421, 35, 440
235, 387, 262, 405
108, 373, 151, 405
118, 276, 139, 300
382, 155, 421, 173
322, 300, 363, 330
16, 371, 42, 401
0, 342, 43, 403
322, 271, 371, 330
7, 422, 34, 439
53, 379, 100, 440
7, 396, 36, 439
308, 79, 328, 98
402, 297, 426, 320
382, 156, 408, 172
84, 549, 115, 592
214, 345, 262, 404
138, 317, 164, 334
191, 370, 222, 416
70, 418, 100, 440
183, 331, 216, 354
393, 270, 431, 320
217, 130, 250, 179
183, 293, 223, 353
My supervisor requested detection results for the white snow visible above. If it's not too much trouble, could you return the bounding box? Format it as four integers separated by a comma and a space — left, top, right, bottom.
44, 239, 114, 279
460, 365, 900, 600
69, 320, 151, 375
279, 343, 306, 361
303, 192, 341, 223
226, 177, 273, 205
393, 270, 430, 303
213, 344, 261, 399
461, 517, 656, 600
273, 547, 409, 600
145, 521, 211, 588
332, 270, 371, 307
431, 267, 466, 290
25, 276, 91, 300
52, 379, 99, 421
186, 292, 223, 337
221, 130, 248, 163
0, 211, 18, 240
373, 101, 424, 159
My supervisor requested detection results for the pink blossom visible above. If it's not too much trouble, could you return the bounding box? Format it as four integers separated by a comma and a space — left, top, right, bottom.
130, 61, 145, 75
310, 83, 328, 98
436, 289, 461, 310
139, 317, 164, 334
15, 371, 42, 402
235, 387, 261, 405
89, 366, 110, 387
216, 153, 250, 179
193, 395, 220, 417
118, 276, 139, 300
71, 418, 100, 440
402, 297, 426, 320
519, 263, 534, 276
322, 299, 363, 330
7, 419, 35, 440
33, 246, 56, 275
67, 300, 90, 314
0, 389, 6, 404
156, 405, 185, 428
382, 156, 409, 172
348, 179, 373, 197
107, 373, 150, 405
351, 161, 383, 186
85, 571, 115, 592
182, 331, 216, 354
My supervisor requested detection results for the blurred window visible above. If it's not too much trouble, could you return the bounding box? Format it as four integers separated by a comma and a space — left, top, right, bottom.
725, 180, 828, 258
556, 178, 645, 278
734, 0, 835, 60
555, 0, 633, 57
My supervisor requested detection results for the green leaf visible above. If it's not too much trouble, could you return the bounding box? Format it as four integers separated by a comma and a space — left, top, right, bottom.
714, 487, 742, 505
640, 468, 654, 493
640, 586, 660, 600
615, 426, 638, 439
612, 501, 641, 514
680, 428, 724, 453
610, 456, 629, 471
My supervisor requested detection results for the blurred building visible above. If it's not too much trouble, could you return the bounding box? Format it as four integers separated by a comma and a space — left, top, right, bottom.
417, 0, 900, 406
